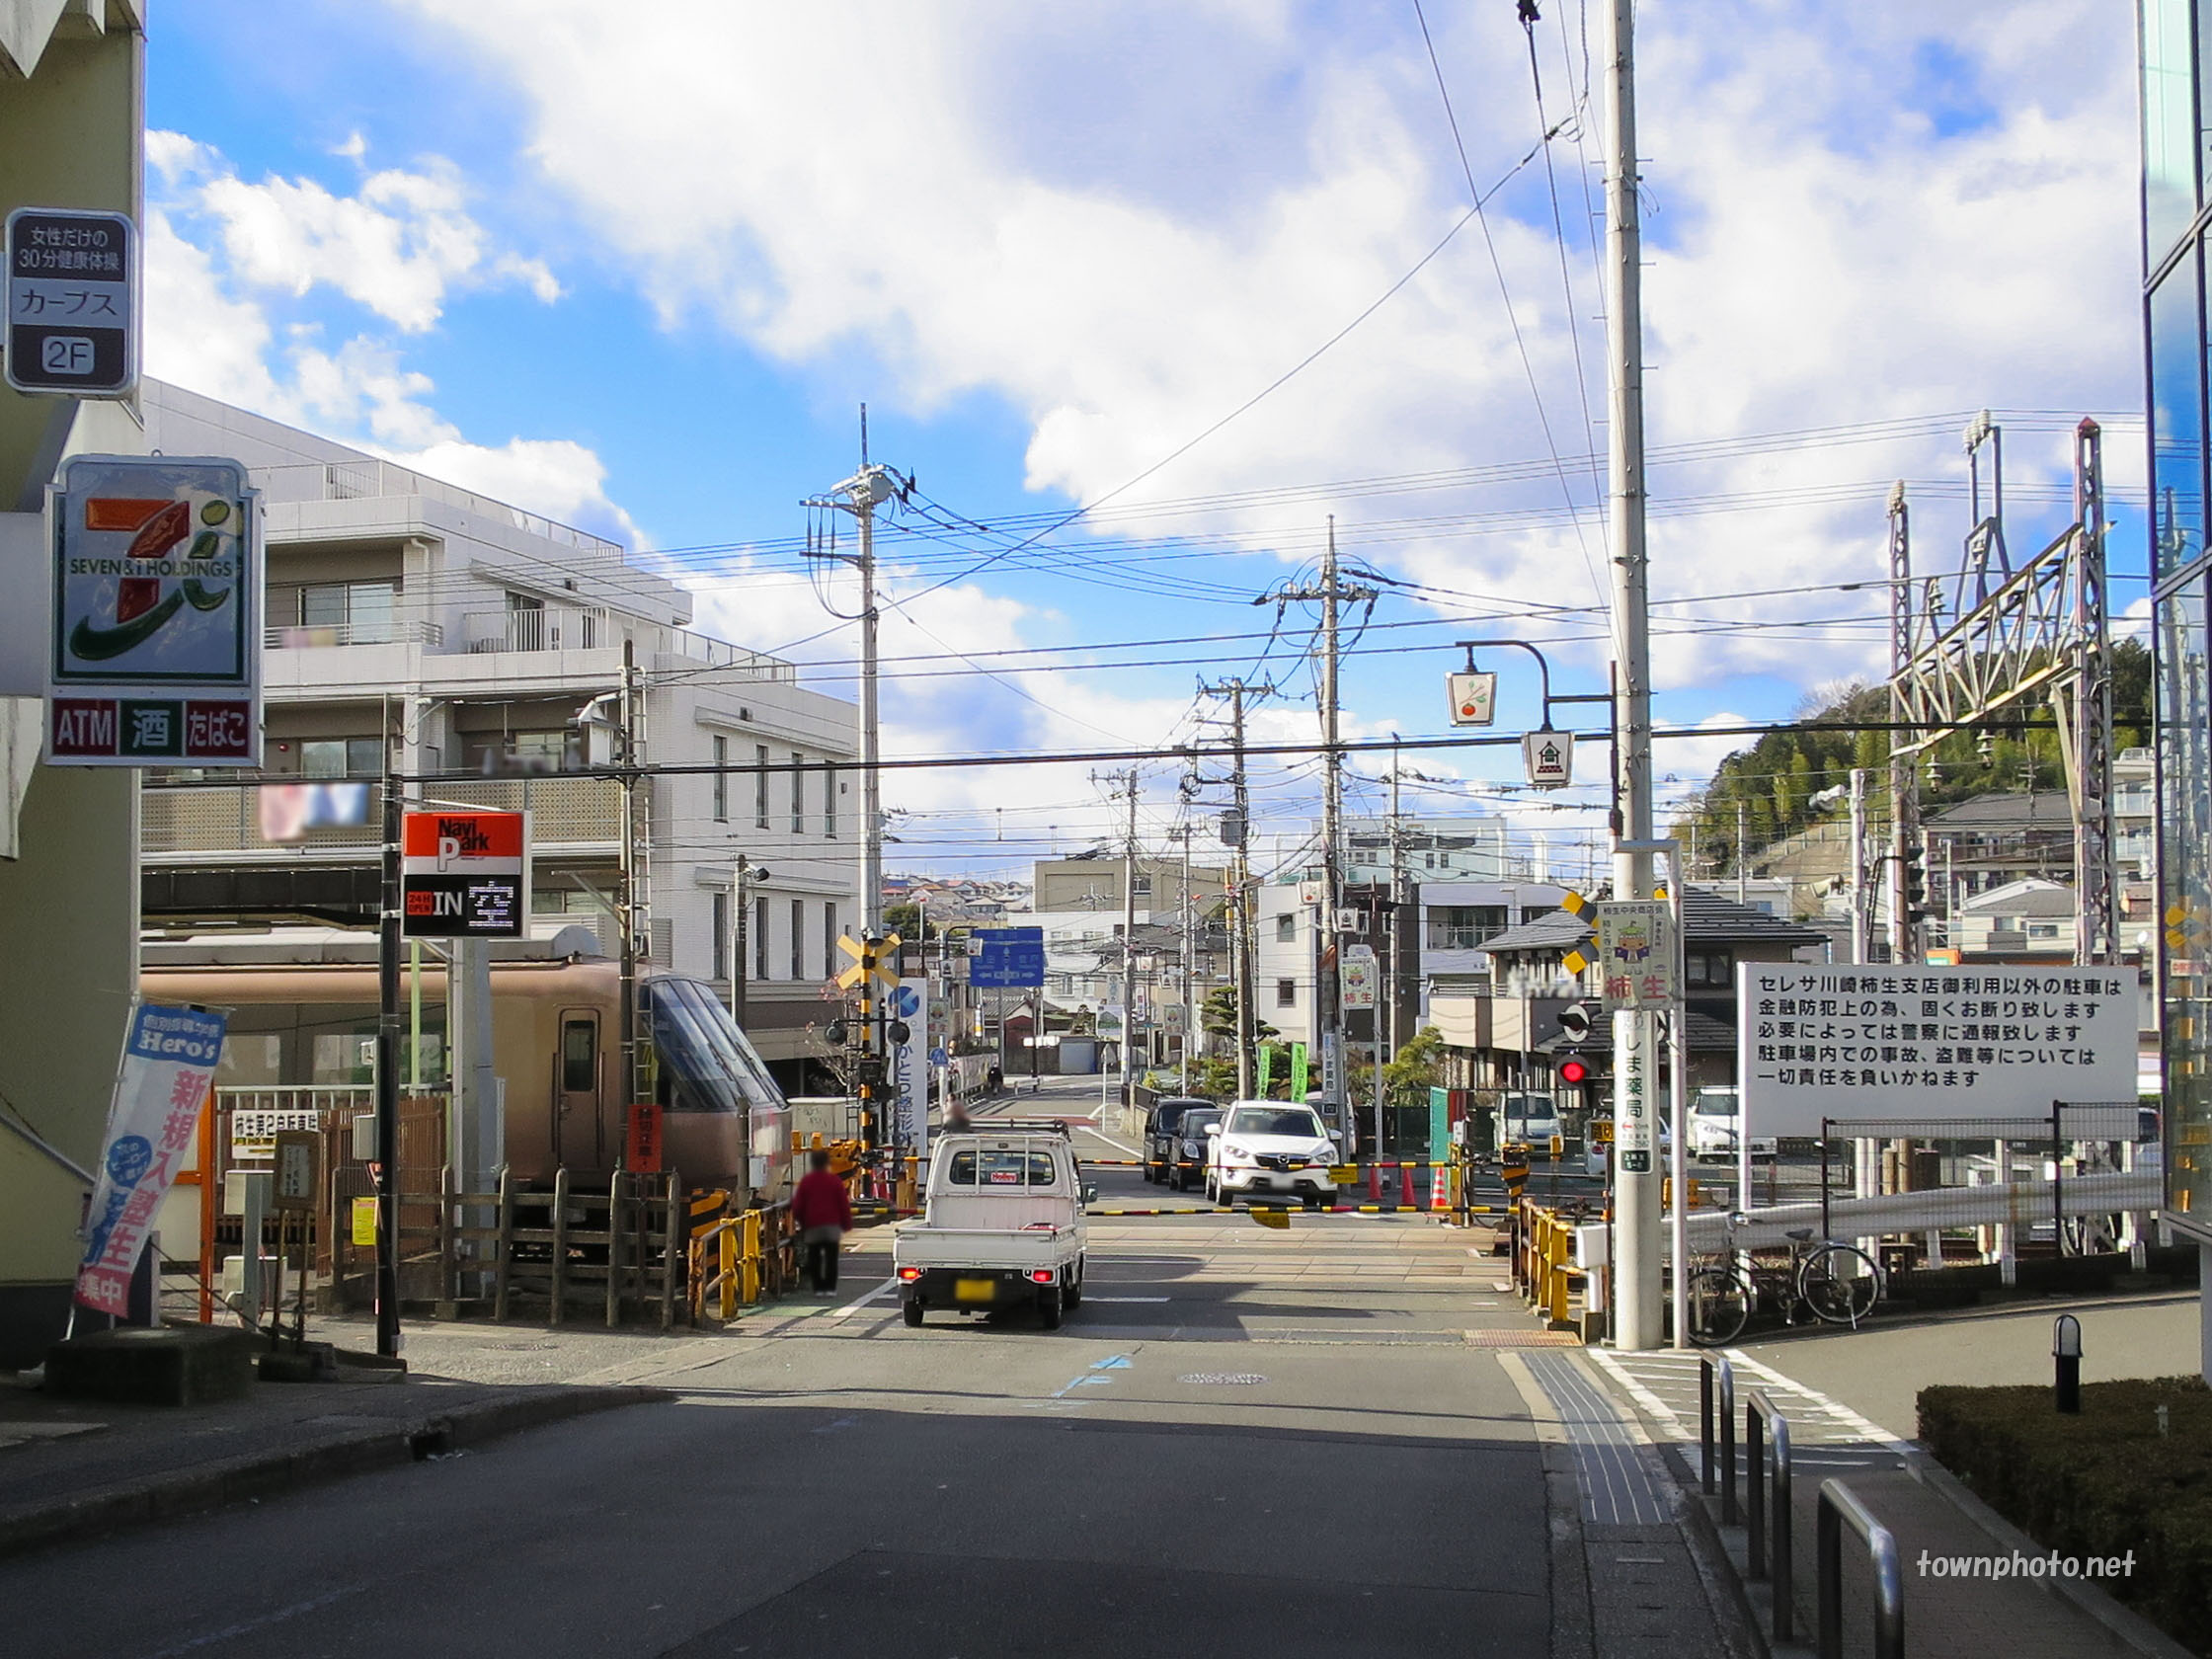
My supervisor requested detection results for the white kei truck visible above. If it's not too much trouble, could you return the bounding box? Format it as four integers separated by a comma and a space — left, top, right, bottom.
893, 1129, 1095, 1329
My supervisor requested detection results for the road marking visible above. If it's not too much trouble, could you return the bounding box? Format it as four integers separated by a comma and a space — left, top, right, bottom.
1083, 1296, 1171, 1304
1083, 1126, 1144, 1157
1090, 1354, 1133, 1369
141, 1588, 360, 1658
829, 1277, 897, 1320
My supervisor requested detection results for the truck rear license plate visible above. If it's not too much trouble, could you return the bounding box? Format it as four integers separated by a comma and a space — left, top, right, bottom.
955, 1278, 995, 1304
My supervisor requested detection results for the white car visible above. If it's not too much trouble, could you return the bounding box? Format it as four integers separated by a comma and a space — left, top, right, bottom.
1498, 1092, 1562, 1150
1205, 1101, 1339, 1209
1688, 1087, 1777, 1162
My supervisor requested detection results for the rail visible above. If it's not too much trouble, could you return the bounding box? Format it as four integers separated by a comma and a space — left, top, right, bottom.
1745, 1387, 1794, 1642
1699, 1351, 1737, 1525
1817, 1478, 1904, 1659
1514, 1200, 1585, 1331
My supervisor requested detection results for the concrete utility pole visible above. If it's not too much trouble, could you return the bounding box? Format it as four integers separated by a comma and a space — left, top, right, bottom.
1386, 745, 1404, 1069
1605, 0, 1663, 1351
1119, 770, 1141, 1127
1736, 798, 1749, 908
1170, 824, 1197, 1091
1273, 522, 1374, 1137
1849, 767, 1869, 966
806, 407, 901, 938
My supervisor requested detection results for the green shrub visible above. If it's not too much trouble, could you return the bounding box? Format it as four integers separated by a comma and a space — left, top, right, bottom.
1919, 1376, 2212, 1652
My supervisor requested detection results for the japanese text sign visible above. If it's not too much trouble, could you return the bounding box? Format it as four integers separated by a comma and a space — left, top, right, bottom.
75, 1003, 226, 1315
46, 454, 261, 766
1737, 964, 2138, 1137
6, 207, 136, 397
1597, 902, 1675, 1009
969, 926, 1045, 988
402, 810, 527, 938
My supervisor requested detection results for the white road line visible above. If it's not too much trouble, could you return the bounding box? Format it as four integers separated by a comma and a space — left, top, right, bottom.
1083, 1296, 1170, 1304
828, 1277, 898, 1320
1082, 1126, 1144, 1157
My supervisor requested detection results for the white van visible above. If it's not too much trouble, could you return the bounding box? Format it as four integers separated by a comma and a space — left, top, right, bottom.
1499, 1092, 1562, 1149
1689, 1087, 1776, 1161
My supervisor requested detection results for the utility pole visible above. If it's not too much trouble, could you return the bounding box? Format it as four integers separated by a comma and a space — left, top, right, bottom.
1886, 484, 1920, 966
1849, 767, 1869, 966
806, 407, 901, 938
1199, 677, 1270, 1098
1736, 798, 1749, 908
1271, 521, 1374, 1140
1605, 0, 1662, 1351
1169, 824, 1197, 1092
1119, 770, 1141, 1128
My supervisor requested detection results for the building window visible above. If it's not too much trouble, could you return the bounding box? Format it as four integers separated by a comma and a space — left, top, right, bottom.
713, 735, 728, 822
754, 894, 770, 981
712, 889, 729, 982
1133, 872, 1152, 899
295, 580, 396, 641
824, 902, 838, 979
1276, 913, 1296, 943
1684, 951, 1734, 988
791, 751, 805, 833
299, 737, 386, 777
754, 745, 769, 828
1276, 979, 1297, 1008
790, 899, 805, 981
1426, 906, 1507, 951
825, 765, 837, 837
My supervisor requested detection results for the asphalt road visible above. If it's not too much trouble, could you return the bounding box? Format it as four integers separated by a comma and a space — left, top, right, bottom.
8, 1076, 1577, 1659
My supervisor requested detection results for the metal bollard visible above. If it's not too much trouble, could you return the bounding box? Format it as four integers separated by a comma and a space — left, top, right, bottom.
1699, 1351, 1735, 1521
1816, 1479, 1903, 1659
1745, 1387, 1794, 1642
2054, 1312, 2082, 1414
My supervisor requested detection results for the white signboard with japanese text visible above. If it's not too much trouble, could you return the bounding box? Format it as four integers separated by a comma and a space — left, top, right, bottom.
1737, 963, 2137, 1138
1340, 953, 1378, 1010
1612, 1009, 1656, 1173
897, 980, 930, 1158
1596, 902, 1675, 1009
75, 1003, 226, 1315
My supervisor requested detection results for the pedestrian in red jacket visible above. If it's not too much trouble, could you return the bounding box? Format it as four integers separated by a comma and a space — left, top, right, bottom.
791, 1149, 854, 1294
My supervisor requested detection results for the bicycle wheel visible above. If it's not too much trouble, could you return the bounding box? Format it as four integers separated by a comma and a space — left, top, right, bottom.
1799, 1242, 1881, 1326
1686, 1267, 1751, 1347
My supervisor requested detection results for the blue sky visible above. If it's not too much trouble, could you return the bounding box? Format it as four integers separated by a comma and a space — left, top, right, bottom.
139, 2, 2148, 880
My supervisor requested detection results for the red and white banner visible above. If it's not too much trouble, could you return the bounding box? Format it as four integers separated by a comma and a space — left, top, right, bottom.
75, 1003, 227, 1314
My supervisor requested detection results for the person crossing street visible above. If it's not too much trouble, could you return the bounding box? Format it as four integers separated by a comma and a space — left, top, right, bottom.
790, 1148, 854, 1295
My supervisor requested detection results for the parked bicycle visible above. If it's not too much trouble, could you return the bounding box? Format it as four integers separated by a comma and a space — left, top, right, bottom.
1685, 1212, 1881, 1346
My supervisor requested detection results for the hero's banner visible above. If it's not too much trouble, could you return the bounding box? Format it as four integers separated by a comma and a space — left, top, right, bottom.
1737, 963, 2137, 1137
76, 1003, 227, 1314
47, 453, 261, 766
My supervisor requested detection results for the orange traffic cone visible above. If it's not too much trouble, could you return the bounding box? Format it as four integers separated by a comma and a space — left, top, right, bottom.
1430, 1160, 1450, 1212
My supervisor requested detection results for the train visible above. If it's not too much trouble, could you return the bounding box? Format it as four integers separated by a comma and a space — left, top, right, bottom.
142, 925, 792, 1198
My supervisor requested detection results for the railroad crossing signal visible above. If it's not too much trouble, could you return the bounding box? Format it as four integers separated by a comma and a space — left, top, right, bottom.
1557, 890, 1595, 976
835, 931, 902, 992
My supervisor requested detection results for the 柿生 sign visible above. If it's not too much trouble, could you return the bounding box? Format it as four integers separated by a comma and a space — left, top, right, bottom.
75, 1003, 227, 1315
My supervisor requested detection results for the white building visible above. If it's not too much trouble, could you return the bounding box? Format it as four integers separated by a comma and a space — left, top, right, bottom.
139, 382, 860, 1085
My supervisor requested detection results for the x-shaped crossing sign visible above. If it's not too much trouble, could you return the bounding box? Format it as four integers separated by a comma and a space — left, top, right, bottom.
834, 932, 902, 992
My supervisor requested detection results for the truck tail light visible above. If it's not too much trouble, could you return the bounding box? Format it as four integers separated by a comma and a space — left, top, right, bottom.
898, 1266, 922, 1282
1027, 1269, 1056, 1284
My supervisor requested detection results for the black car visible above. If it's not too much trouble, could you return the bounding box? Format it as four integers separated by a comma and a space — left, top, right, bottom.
1161, 1106, 1222, 1191
1142, 1097, 1217, 1183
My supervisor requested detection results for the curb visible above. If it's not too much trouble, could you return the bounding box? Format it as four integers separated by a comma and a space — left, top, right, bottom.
0, 1383, 672, 1560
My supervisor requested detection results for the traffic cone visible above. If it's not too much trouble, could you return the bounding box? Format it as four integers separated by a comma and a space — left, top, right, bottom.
1430, 1160, 1450, 1212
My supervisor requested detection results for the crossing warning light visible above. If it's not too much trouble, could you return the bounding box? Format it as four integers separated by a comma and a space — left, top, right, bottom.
1558, 1057, 1590, 1085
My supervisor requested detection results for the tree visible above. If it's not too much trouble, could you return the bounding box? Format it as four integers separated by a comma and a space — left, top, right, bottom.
1200, 986, 1276, 1044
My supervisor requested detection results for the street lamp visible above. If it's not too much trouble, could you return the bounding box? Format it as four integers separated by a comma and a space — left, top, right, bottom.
730, 855, 772, 1027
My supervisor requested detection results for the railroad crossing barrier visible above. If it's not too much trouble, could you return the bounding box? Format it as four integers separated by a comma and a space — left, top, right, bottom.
1745, 1387, 1794, 1643
1515, 1201, 1584, 1330
1816, 1479, 1903, 1659
1699, 1351, 1736, 1524
688, 1204, 795, 1321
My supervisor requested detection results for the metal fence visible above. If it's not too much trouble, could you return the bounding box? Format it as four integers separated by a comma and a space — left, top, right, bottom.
1818, 1103, 2153, 1270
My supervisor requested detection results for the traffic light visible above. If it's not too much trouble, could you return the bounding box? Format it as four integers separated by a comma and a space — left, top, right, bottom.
1901, 841, 1934, 924
1555, 1001, 1590, 1087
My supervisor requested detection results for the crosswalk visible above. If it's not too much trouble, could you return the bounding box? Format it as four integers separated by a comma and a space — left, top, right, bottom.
1588, 1345, 1909, 1462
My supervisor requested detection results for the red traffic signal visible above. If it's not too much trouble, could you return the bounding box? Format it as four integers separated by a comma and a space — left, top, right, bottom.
1558, 1057, 1589, 1085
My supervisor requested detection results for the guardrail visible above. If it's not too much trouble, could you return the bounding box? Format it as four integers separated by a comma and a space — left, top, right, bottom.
1699, 1351, 1736, 1525
1516, 1201, 1585, 1330
1745, 1386, 1794, 1642
1817, 1478, 1903, 1659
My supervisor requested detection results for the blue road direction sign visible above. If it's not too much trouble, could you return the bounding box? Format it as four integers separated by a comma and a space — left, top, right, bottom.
7, 207, 136, 397
970, 926, 1046, 988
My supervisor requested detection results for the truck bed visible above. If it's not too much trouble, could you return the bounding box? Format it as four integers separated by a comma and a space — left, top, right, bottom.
893, 1221, 1077, 1273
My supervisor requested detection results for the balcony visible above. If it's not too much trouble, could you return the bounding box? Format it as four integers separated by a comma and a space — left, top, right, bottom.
266, 619, 443, 650
143, 775, 627, 858
463, 606, 613, 654
257, 459, 626, 560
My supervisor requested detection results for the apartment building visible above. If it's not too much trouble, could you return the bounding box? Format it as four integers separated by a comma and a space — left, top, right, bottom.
137, 382, 859, 1085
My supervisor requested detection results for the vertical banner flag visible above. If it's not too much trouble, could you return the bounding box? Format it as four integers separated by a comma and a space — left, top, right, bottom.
1291, 1042, 1310, 1103
76, 1003, 227, 1314
1255, 1045, 1275, 1096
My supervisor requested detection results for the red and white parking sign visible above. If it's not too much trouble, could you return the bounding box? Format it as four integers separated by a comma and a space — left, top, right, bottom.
401, 810, 526, 938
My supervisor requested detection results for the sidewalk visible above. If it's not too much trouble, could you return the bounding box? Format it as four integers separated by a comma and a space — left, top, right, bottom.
1590, 1344, 2195, 1659
0, 1321, 674, 1559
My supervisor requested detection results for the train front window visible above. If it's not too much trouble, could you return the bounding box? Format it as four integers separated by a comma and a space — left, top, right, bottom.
646, 978, 786, 1115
